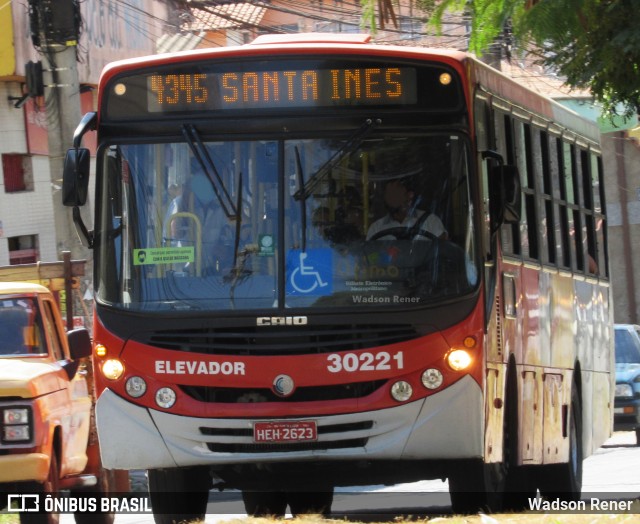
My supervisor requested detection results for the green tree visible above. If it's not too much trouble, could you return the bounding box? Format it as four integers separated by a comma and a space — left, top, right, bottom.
414, 0, 640, 118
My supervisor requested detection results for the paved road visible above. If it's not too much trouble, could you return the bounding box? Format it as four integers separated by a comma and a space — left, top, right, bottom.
60, 431, 639, 523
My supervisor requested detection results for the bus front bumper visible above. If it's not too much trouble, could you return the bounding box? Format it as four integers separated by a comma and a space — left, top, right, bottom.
96, 375, 483, 470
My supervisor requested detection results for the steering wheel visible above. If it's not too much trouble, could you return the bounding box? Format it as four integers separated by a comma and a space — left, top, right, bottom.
369, 226, 438, 241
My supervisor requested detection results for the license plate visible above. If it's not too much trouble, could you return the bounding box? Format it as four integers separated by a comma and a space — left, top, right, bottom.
253, 420, 317, 443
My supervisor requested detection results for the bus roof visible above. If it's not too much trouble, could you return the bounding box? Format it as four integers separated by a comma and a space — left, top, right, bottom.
98, 33, 600, 145
251, 33, 372, 45
99, 34, 470, 80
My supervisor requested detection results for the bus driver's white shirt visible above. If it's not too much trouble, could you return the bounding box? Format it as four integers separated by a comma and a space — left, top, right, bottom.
366, 210, 446, 240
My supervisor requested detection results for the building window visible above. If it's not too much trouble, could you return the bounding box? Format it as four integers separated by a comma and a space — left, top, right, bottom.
8, 235, 39, 265
2, 154, 34, 193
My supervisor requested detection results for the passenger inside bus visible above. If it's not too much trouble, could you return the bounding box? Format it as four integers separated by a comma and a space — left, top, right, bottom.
366, 177, 447, 241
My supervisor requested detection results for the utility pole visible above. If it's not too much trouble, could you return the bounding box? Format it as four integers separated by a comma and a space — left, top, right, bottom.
28, 0, 89, 261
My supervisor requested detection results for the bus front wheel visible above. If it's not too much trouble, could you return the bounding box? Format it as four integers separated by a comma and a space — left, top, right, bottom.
148, 467, 211, 524
448, 460, 504, 514
241, 491, 287, 517
287, 489, 334, 516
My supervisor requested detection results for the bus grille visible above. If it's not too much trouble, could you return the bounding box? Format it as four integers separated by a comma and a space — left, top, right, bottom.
200, 421, 373, 437
200, 421, 373, 453
205, 438, 368, 453
179, 380, 386, 403
143, 323, 418, 356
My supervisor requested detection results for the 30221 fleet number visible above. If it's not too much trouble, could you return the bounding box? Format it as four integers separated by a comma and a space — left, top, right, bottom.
327, 351, 404, 373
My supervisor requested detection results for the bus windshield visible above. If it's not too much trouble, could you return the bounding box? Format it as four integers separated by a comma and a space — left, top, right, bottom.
96, 132, 478, 311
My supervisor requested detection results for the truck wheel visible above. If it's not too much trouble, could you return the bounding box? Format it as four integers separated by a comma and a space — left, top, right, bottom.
148, 467, 211, 524
20, 453, 60, 524
241, 491, 287, 517
72, 468, 116, 524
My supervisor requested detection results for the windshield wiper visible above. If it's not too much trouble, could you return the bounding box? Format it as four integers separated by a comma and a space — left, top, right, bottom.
293, 118, 380, 202
294, 146, 307, 251
231, 173, 244, 269
182, 124, 238, 219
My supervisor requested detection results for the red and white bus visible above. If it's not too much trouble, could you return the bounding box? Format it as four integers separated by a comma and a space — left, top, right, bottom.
63, 33, 613, 520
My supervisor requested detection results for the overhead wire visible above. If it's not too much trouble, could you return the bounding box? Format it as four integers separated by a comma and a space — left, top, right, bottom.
77, 0, 576, 91
106, 0, 471, 50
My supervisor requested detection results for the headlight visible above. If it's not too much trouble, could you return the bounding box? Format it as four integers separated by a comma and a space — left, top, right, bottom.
4, 425, 30, 442
1, 407, 32, 443
447, 349, 472, 371
3, 408, 29, 425
102, 359, 125, 381
125, 376, 147, 398
390, 381, 413, 402
616, 383, 634, 398
155, 387, 177, 409
421, 368, 444, 390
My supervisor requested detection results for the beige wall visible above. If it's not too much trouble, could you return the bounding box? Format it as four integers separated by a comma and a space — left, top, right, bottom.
602, 131, 640, 324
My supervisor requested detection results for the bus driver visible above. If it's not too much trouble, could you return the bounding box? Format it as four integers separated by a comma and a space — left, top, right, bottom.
366, 177, 447, 241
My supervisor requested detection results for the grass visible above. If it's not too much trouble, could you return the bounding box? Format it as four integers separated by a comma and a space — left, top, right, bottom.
0, 513, 637, 524
1, 499, 638, 523
220, 514, 640, 524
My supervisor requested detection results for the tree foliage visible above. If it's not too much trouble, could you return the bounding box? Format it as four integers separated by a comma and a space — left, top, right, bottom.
416, 0, 640, 118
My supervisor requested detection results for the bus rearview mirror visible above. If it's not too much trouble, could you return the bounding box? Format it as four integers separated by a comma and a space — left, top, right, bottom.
62, 148, 91, 206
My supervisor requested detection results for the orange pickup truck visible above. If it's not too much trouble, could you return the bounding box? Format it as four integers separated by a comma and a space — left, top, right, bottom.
0, 282, 111, 524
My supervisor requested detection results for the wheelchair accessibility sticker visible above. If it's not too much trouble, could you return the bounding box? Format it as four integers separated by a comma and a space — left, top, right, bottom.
286, 249, 332, 296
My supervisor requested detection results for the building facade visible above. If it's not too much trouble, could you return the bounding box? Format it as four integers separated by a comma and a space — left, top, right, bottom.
0, 0, 171, 266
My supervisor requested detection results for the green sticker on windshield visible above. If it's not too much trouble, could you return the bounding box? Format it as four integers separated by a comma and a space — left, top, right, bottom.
258, 234, 275, 256
133, 247, 194, 265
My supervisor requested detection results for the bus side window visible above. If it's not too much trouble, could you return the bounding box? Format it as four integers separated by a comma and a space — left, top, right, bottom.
593, 154, 607, 276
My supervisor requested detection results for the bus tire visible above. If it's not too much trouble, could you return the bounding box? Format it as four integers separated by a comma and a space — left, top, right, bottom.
147, 467, 210, 524
241, 491, 287, 517
287, 489, 334, 516
502, 362, 536, 511
538, 382, 583, 501
448, 460, 503, 514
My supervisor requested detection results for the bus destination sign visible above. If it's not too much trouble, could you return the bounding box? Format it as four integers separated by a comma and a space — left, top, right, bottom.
144, 67, 418, 112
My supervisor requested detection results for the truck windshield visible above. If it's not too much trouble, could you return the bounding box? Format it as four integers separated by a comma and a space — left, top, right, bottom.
95, 133, 478, 311
0, 297, 47, 356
